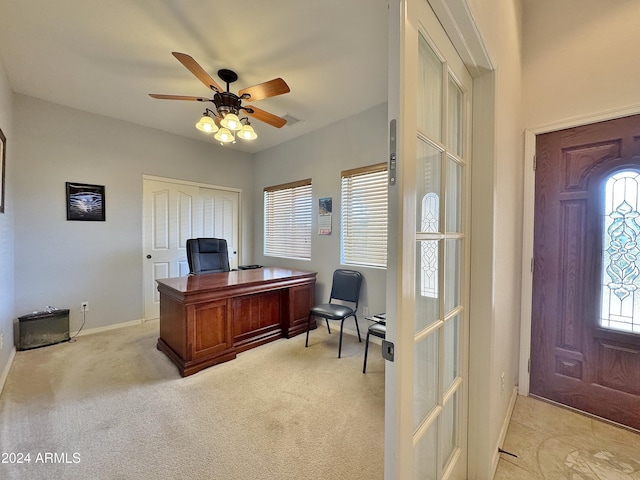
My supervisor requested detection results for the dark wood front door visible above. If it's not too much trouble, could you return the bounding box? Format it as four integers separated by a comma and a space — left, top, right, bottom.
531, 114, 640, 430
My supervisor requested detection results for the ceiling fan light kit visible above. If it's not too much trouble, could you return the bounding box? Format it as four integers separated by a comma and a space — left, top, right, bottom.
220, 113, 242, 131
195, 114, 218, 133
237, 123, 257, 140
150, 52, 290, 146
214, 127, 235, 144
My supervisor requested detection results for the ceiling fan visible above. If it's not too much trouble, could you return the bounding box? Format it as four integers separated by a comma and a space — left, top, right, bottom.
149, 52, 290, 143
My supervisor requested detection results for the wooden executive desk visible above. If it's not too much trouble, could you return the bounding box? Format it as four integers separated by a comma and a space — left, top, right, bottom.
156, 267, 317, 376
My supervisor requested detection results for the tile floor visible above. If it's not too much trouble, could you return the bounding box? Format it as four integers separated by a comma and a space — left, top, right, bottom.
494, 395, 640, 479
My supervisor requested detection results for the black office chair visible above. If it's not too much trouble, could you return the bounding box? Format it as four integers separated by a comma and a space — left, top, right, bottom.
186, 238, 230, 274
305, 269, 363, 358
363, 322, 386, 373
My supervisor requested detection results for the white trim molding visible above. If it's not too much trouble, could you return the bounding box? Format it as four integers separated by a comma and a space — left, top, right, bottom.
427, 0, 494, 77
75, 318, 146, 337
492, 386, 519, 477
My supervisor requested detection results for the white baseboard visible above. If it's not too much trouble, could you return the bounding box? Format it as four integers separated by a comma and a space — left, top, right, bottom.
74, 318, 147, 337
491, 386, 519, 476
0, 347, 16, 396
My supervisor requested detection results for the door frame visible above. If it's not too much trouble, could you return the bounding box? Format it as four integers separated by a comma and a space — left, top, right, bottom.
519, 104, 640, 396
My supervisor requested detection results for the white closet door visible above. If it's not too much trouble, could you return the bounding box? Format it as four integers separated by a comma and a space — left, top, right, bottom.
143, 177, 240, 320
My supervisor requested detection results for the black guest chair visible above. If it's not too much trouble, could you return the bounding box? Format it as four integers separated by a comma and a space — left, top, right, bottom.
305, 269, 363, 358
363, 322, 386, 373
186, 238, 230, 274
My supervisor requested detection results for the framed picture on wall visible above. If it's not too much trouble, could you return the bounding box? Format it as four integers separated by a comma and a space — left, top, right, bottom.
0, 128, 5, 214
66, 182, 105, 221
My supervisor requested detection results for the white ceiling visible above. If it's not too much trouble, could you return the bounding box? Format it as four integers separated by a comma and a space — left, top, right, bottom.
0, 0, 389, 154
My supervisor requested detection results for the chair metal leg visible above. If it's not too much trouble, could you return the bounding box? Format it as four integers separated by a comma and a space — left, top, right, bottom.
363, 331, 371, 373
325, 319, 331, 334
338, 320, 345, 358
354, 315, 361, 342
305, 313, 312, 347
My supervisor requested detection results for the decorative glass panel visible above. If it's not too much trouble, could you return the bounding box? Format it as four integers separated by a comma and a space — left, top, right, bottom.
443, 314, 459, 391
447, 76, 463, 156
600, 170, 640, 333
414, 331, 439, 431
414, 420, 437, 480
445, 156, 462, 233
416, 240, 440, 332
441, 392, 458, 470
444, 239, 461, 314
418, 34, 443, 141
417, 140, 442, 233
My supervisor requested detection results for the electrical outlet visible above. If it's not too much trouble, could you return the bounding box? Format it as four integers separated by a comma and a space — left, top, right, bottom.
363, 306, 369, 317
500, 372, 505, 393
80, 301, 89, 312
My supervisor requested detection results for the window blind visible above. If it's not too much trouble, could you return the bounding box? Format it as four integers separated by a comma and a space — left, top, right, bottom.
341, 164, 388, 268
264, 179, 312, 260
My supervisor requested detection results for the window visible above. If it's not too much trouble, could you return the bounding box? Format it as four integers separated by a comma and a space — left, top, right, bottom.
341, 163, 388, 267
600, 169, 640, 333
264, 179, 312, 260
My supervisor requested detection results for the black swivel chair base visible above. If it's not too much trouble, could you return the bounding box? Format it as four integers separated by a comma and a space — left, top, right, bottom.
363, 322, 386, 373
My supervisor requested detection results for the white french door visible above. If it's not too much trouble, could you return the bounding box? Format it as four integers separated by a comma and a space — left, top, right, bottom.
142, 176, 240, 320
386, 1, 472, 479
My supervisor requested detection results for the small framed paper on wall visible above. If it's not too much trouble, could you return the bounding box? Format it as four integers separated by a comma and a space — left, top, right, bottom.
66, 182, 105, 221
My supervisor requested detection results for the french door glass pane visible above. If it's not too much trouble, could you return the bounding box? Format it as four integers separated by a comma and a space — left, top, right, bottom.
416, 240, 441, 332
414, 421, 437, 480
447, 76, 463, 156
414, 331, 439, 431
444, 239, 461, 314
418, 34, 443, 141
445, 157, 462, 233
442, 392, 458, 470
443, 314, 460, 391
417, 140, 442, 233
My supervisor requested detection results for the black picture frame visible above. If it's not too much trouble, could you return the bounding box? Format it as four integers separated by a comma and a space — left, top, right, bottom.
66, 182, 105, 221
0, 128, 5, 214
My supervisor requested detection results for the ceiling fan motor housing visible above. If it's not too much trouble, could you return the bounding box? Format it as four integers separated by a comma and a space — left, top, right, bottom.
213, 92, 242, 118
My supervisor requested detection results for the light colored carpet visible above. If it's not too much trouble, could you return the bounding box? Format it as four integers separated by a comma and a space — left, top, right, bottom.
0, 320, 384, 479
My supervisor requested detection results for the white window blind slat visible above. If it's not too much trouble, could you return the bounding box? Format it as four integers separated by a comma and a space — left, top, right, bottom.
341, 166, 388, 268
264, 181, 312, 260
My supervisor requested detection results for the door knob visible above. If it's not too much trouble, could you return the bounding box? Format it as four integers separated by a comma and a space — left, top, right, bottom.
146, 255, 152, 259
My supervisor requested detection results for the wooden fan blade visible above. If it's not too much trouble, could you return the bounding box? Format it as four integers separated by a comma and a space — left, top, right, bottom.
149, 94, 211, 102
172, 52, 224, 93
245, 105, 287, 128
238, 78, 290, 102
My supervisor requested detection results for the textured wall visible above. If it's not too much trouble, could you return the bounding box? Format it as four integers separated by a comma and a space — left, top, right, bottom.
12, 95, 254, 333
